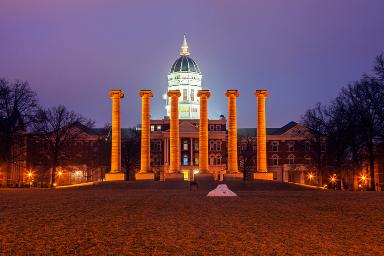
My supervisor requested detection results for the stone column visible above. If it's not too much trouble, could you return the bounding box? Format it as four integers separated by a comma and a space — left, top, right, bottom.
255, 90, 269, 173
168, 90, 181, 173
163, 137, 167, 165
139, 90, 153, 173
225, 90, 239, 173
106, 90, 125, 181
198, 90, 211, 172
190, 138, 193, 166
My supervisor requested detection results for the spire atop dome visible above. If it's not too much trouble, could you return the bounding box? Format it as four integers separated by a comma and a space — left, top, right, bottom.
180, 34, 190, 56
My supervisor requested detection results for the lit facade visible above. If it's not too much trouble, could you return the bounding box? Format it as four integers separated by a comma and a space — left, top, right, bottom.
11, 36, 384, 189
166, 35, 202, 119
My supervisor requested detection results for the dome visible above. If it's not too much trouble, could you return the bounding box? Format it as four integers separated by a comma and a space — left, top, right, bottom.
170, 56, 201, 74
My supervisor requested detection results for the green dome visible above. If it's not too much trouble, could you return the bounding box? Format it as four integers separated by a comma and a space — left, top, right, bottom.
170, 56, 201, 74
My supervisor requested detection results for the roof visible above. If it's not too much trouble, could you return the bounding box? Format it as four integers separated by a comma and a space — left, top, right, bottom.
237, 128, 279, 137
170, 56, 200, 73
237, 121, 299, 137
270, 121, 298, 135
87, 127, 139, 139
87, 121, 300, 138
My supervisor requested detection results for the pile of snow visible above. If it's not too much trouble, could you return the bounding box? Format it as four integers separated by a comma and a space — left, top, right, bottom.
207, 184, 237, 197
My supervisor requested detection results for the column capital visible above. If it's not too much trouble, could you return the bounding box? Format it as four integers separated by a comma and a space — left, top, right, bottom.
225, 90, 239, 97
197, 90, 211, 98
167, 90, 181, 98
254, 90, 269, 98
109, 90, 124, 99
139, 89, 153, 97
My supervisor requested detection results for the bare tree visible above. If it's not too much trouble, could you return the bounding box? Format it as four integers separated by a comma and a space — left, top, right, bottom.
32, 105, 94, 186
342, 79, 383, 190
302, 54, 384, 190
238, 136, 255, 180
121, 128, 140, 180
0, 79, 38, 186
301, 103, 330, 186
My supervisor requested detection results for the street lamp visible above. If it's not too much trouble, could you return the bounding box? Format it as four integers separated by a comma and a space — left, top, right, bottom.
57, 170, 63, 186
330, 174, 337, 190
360, 174, 367, 191
26, 170, 34, 188
307, 172, 315, 185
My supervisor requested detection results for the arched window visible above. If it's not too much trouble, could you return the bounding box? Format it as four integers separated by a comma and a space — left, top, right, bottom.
216, 142, 221, 151
209, 141, 215, 151
210, 155, 215, 165
288, 142, 295, 152
305, 141, 311, 152
272, 154, 279, 166
271, 141, 279, 152
288, 154, 295, 165
183, 140, 188, 150
216, 154, 222, 165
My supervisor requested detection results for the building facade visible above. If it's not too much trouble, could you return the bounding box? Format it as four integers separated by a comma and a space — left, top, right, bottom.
3, 36, 383, 189
147, 36, 319, 182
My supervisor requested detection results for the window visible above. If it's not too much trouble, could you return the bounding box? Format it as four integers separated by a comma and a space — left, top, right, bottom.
183, 89, 187, 101
194, 157, 199, 165
288, 154, 295, 165
191, 89, 194, 101
216, 142, 221, 151
157, 125, 162, 130
210, 156, 215, 165
183, 141, 188, 150
288, 142, 295, 152
183, 155, 189, 165
210, 142, 215, 151
215, 125, 221, 131
305, 142, 310, 152
272, 154, 279, 166
217, 155, 222, 165
150, 125, 155, 132
271, 141, 279, 152
194, 142, 199, 151
209, 125, 214, 131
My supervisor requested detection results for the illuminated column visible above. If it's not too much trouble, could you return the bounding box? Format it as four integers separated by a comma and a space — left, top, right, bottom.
198, 90, 211, 172
139, 90, 153, 173
255, 90, 269, 172
168, 90, 181, 173
225, 90, 239, 173
109, 90, 124, 174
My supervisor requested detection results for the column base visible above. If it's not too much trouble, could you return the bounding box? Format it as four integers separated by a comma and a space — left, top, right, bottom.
164, 173, 184, 181
195, 172, 215, 182
224, 173, 243, 181
253, 172, 273, 181
105, 172, 125, 181
135, 172, 155, 181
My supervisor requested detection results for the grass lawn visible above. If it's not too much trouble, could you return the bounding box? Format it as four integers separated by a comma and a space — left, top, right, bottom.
0, 181, 383, 255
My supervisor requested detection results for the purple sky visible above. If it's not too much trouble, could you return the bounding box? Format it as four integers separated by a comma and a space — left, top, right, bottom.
1, 0, 384, 128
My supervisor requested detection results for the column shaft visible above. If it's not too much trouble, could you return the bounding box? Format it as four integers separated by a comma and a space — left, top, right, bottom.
225, 90, 239, 173
190, 138, 193, 166
109, 90, 124, 173
168, 90, 181, 173
139, 90, 153, 173
255, 90, 269, 172
198, 90, 210, 172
